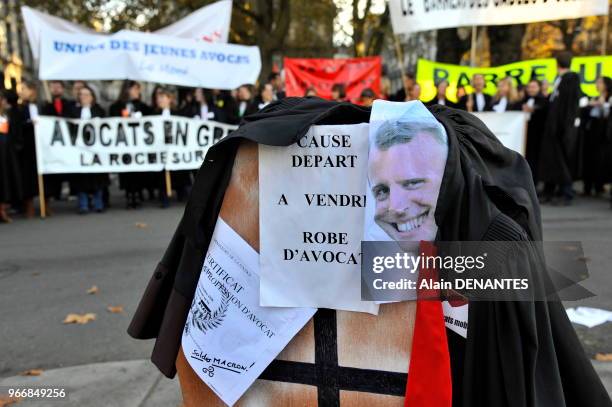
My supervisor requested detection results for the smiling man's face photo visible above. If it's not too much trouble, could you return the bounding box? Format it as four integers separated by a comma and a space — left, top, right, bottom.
368, 121, 448, 243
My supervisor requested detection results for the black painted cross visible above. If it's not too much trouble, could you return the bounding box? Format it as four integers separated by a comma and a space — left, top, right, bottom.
259, 309, 408, 406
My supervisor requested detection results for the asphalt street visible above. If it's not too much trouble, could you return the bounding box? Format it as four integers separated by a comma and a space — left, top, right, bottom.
0, 194, 182, 378
0, 190, 611, 379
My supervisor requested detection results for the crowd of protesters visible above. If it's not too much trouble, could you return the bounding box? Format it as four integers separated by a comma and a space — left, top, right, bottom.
387, 53, 612, 206
1, 53, 611, 222
0, 73, 286, 222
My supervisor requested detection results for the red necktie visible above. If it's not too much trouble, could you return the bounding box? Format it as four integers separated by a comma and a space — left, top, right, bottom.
54, 98, 63, 115
404, 241, 452, 407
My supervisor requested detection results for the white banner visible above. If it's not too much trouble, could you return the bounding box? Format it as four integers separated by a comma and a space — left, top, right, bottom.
389, 0, 609, 34
22, 1, 232, 60
34, 115, 237, 174
473, 111, 527, 156
38, 29, 260, 89
259, 124, 379, 314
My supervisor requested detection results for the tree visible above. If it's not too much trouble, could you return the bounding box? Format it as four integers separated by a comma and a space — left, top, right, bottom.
487, 25, 525, 66
435, 29, 470, 64
335, 0, 389, 57
233, 0, 291, 82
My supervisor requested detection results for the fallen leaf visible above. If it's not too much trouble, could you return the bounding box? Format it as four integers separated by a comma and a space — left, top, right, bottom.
63, 313, 96, 324
561, 245, 579, 252
86, 285, 99, 295
577, 256, 591, 263
19, 368, 43, 376
595, 353, 612, 361
107, 305, 124, 314
135, 222, 148, 229
0, 395, 21, 406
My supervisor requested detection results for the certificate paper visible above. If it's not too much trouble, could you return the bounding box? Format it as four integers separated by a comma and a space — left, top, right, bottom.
182, 218, 316, 406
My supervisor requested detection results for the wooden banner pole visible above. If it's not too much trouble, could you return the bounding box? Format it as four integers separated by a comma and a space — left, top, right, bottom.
41, 80, 51, 103
32, 109, 47, 219
470, 26, 478, 67
393, 34, 409, 99
602, 14, 609, 56
165, 170, 172, 198
37, 174, 46, 218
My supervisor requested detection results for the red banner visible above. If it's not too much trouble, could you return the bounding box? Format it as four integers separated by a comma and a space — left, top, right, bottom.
284, 57, 381, 104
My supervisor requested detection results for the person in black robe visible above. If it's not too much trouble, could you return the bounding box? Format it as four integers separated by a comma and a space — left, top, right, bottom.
457, 74, 493, 112
491, 77, 521, 112
127, 97, 611, 407
154, 87, 192, 207
180, 88, 225, 122
538, 51, 584, 205
67, 85, 108, 213
424, 79, 457, 108
581, 76, 612, 196
40, 80, 74, 209
209, 89, 239, 125
16, 80, 40, 218
268, 72, 286, 101
180, 87, 227, 181
520, 79, 549, 185
256, 83, 275, 111
359, 88, 376, 107
605, 94, 612, 205
390, 71, 416, 102
331, 83, 347, 102
109, 80, 152, 209
0, 90, 23, 223
236, 84, 259, 119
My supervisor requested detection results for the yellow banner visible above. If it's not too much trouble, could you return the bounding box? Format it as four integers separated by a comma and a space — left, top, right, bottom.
416, 56, 612, 103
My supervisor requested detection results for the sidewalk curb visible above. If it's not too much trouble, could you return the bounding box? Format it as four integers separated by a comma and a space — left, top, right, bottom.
593, 361, 612, 397
0, 359, 181, 407
0, 359, 609, 405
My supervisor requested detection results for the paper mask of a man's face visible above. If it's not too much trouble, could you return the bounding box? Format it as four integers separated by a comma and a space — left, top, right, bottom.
368, 121, 448, 244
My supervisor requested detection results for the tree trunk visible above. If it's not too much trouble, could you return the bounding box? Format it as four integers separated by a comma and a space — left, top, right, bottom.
365, 6, 389, 56
436, 29, 470, 64
487, 25, 526, 66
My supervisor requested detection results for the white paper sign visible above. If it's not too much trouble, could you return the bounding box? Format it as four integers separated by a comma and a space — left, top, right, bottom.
182, 218, 316, 407
474, 112, 528, 156
259, 124, 379, 314
443, 301, 468, 338
38, 29, 260, 89
34, 115, 237, 173
389, 0, 609, 34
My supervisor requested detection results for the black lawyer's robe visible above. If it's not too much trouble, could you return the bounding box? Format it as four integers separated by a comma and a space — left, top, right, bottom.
66, 105, 110, 193
538, 72, 583, 184
457, 93, 493, 112
0, 106, 23, 203
522, 95, 549, 184
40, 97, 74, 198
424, 96, 458, 109
15, 103, 38, 199
128, 97, 611, 407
